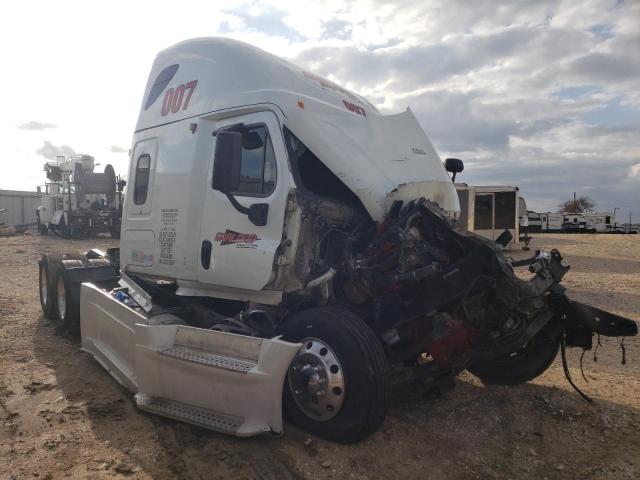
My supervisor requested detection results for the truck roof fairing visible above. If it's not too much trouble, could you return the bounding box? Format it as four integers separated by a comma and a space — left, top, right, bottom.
137, 37, 459, 221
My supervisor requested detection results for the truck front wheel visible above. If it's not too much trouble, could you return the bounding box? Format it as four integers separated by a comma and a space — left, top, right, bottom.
467, 321, 561, 385
282, 307, 390, 443
59, 218, 71, 238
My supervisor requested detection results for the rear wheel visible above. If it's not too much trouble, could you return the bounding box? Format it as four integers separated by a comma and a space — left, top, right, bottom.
467, 322, 561, 385
59, 217, 71, 238
39, 254, 60, 319
55, 260, 84, 332
109, 224, 121, 239
282, 307, 389, 443
37, 216, 48, 235
56, 275, 67, 324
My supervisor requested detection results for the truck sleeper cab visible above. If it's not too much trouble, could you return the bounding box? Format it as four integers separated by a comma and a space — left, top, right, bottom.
39, 37, 637, 444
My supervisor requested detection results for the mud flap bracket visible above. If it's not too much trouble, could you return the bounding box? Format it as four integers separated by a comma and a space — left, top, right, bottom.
559, 299, 637, 348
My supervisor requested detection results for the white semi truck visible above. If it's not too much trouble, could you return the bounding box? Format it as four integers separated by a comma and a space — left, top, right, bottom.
38, 38, 636, 443
37, 154, 124, 238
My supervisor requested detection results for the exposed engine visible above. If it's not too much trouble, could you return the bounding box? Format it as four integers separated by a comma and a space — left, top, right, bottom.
300, 197, 637, 392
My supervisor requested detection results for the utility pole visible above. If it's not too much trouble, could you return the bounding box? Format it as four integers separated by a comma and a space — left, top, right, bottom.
573, 191, 577, 212
613, 207, 619, 229
629, 212, 633, 234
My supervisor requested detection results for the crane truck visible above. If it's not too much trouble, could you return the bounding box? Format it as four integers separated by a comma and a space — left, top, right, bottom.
38, 38, 637, 443
37, 154, 124, 238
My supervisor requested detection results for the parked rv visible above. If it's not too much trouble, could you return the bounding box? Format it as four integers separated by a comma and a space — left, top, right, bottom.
583, 212, 614, 233
540, 213, 563, 232
525, 211, 542, 232
518, 197, 528, 227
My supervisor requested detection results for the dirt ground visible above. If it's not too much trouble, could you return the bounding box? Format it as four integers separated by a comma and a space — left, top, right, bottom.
1, 232, 639, 480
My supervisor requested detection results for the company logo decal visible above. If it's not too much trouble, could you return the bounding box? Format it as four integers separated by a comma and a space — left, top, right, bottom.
131, 249, 154, 266
214, 230, 260, 248
303, 70, 367, 116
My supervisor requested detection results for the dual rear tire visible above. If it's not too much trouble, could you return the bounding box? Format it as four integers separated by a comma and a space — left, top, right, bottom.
39, 254, 83, 332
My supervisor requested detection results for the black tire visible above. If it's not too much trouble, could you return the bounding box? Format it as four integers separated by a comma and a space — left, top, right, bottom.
467, 322, 561, 385
109, 225, 121, 239
37, 216, 48, 235
59, 217, 70, 238
39, 254, 62, 319
55, 260, 84, 332
281, 307, 390, 443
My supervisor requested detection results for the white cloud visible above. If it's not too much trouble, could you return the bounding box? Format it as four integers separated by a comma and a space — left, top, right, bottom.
17, 121, 58, 131
0, 0, 637, 217
35, 141, 76, 160
108, 145, 127, 154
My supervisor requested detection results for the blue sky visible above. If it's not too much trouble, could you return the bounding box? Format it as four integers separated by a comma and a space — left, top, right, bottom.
1, 0, 638, 220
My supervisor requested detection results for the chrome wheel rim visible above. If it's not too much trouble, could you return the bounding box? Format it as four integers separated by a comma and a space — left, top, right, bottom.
40, 265, 48, 307
57, 276, 66, 320
288, 337, 345, 421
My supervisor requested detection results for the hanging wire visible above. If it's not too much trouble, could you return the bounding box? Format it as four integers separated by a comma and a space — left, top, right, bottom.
579, 348, 589, 383
560, 332, 592, 403
593, 333, 602, 362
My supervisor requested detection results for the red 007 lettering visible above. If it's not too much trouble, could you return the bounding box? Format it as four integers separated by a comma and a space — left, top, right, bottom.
161, 80, 198, 116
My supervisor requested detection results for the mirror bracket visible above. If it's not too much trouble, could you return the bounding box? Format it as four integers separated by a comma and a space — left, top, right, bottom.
225, 193, 249, 215
225, 193, 269, 226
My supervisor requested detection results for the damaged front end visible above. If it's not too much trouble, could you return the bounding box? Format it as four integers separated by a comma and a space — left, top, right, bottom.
337, 198, 637, 396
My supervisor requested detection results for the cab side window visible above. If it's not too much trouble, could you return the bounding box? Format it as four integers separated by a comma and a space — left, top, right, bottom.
234, 126, 277, 196
134, 154, 151, 204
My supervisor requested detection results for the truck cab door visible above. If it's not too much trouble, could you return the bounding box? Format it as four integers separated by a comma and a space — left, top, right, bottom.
197, 111, 290, 293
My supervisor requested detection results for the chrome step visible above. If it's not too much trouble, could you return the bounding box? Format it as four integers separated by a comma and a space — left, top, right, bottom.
160, 346, 256, 373
137, 396, 243, 433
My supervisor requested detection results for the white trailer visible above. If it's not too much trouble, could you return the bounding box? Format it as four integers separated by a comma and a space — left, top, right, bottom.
540, 213, 563, 232
584, 212, 614, 233
562, 213, 587, 232
455, 183, 475, 231
37, 38, 637, 443
456, 184, 520, 247
518, 197, 528, 228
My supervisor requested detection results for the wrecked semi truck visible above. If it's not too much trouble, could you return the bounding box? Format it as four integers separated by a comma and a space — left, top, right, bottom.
38, 38, 637, 443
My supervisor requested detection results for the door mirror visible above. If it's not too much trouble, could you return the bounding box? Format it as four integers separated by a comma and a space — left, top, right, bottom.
37, 186, 42, 194
212, 131, 242, 192
444, 158, 464, 182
